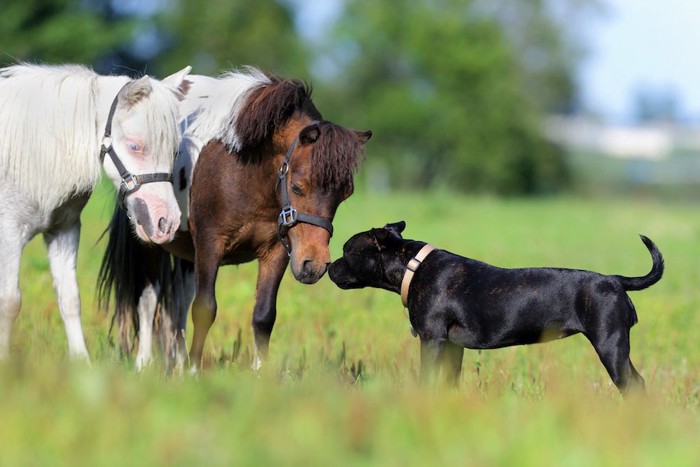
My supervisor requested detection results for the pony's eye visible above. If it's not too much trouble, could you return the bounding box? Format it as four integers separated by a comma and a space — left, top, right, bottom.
127, 141, 143, 153
291, 183, 303, 195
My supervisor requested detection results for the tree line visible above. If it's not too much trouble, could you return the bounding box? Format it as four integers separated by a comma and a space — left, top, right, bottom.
0, 0, 601, 194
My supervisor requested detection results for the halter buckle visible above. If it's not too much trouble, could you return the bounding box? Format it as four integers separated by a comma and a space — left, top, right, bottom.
121, 174, 139, 193
279, 206, 298, 227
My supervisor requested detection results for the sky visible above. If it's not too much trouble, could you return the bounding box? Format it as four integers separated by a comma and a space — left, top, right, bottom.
580, 0, 700, 123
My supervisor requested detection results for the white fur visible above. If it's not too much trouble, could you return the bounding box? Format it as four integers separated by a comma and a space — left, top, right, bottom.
0, 64, 104, 210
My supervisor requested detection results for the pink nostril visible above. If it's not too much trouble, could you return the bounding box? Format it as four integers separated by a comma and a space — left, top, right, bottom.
158, 217, 167, 234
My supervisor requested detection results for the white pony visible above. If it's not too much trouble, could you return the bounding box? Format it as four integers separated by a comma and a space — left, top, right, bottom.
0, 63, 190, 361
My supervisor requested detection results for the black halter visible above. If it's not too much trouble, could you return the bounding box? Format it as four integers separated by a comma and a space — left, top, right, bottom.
99, 81, 173, 209
276, 124, 334, 254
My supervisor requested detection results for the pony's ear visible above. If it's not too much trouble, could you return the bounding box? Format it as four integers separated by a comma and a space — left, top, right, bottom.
119, 75, 152, 108
299, 122, 321, 145
384, 221, 406, 237
355, 130, 372, 144
163, 65, 192, 101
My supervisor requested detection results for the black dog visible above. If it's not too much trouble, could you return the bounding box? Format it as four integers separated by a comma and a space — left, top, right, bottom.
328, 221, 663, 395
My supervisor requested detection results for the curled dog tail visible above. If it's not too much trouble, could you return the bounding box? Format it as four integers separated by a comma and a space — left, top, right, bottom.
613, 235, 664, 291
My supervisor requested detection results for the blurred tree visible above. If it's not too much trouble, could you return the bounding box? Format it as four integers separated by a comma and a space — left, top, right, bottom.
153, 0, 310, 78
0, 0, 135, 69
475, 0, 603, 115
315, 0, 568, 194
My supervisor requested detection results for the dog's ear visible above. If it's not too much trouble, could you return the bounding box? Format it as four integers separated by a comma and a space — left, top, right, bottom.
369, 228, 389, 251
383, 221, 406, 237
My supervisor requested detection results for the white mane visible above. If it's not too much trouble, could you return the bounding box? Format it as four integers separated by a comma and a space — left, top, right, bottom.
181, 67, 271, 151
0, 63, 181, 210
0, 64, 104, 209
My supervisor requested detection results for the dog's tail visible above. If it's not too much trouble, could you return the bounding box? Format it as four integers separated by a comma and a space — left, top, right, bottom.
613, 235, 664, 291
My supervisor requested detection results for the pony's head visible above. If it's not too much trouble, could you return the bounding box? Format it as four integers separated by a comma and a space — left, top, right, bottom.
102, 67, 191, 244
278, 121, 372, 284
234, 75, 371, 283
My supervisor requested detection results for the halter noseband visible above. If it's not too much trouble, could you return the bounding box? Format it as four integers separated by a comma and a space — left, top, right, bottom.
99, 81, 173, 209
276, 123, 334, 254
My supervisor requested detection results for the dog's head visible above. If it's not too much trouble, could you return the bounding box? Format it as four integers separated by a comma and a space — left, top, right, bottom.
328, 221, 407, 290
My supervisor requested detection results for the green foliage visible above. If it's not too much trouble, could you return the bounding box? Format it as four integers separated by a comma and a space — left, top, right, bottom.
316, 0, 569, 194
153, 0, 310, 78
0, 0, 135, 66
2, 184, 700, 464
475, 0, 603, 114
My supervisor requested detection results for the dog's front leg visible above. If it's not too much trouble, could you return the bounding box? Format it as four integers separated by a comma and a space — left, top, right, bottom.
440, 341, 464, 386
420, 338, 444, 385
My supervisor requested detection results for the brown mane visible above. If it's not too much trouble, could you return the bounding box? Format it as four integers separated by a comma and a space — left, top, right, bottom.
235, 74, 365, 191
235, 75, 320, 160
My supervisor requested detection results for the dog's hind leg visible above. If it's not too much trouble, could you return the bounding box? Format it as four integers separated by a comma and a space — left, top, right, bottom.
587, 327, 645, 396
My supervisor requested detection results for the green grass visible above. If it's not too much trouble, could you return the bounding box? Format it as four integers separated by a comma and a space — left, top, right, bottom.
3, 182, 700, 466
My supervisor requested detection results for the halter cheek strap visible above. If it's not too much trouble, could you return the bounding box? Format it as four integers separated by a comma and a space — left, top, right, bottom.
400, 244, 437, 307
99, 81, 173, 209
276, 121, 334, 254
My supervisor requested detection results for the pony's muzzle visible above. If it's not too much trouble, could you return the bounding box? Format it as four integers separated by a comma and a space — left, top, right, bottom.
129, 195, 180, 244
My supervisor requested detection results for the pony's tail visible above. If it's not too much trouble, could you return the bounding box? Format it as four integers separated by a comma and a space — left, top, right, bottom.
96, 203, 171, 355
613, 235, 664, 291
96, 201, 189, 359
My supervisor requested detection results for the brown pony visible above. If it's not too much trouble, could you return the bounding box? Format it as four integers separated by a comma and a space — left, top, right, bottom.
98, 69, 371, 371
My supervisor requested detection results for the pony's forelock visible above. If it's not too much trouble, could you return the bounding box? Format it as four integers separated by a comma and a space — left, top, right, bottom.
310, 123, 366, 191
129, 77, 182, 169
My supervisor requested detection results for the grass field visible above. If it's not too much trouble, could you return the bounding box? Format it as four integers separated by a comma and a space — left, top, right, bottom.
2, 181, 699, 466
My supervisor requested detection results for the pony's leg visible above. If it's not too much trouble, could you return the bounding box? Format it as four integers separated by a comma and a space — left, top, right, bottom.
251, 247, 289, 370
43, 223, 90, 361
0, 228, 24, 359
189, 246, 221, 371
135, 283, 159, 372
174, 263, 195, 373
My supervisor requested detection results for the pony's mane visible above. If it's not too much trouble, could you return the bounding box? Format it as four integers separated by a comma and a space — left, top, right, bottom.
181, 67, 363, 190
234, 74, 322, 162
0, 64, 102, 208
0, 63, 181, 210
180, 67, 272, 151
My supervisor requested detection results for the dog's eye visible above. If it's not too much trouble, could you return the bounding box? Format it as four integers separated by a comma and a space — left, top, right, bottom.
291, 183, 303, 195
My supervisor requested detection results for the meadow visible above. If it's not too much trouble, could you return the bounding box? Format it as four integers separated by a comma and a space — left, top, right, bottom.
1, 181, 699, 466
